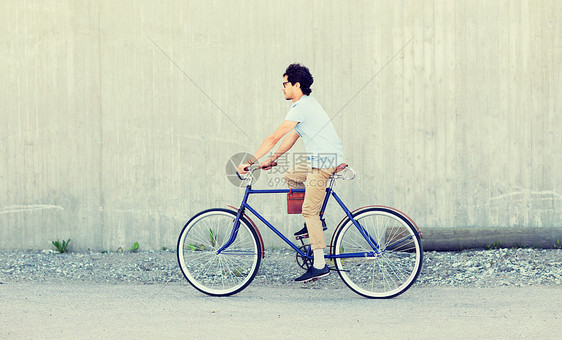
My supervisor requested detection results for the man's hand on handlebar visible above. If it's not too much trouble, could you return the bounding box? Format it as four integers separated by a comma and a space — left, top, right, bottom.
260, 157, 277, 170
237, 163, 252, 175
236, 158, 277, 175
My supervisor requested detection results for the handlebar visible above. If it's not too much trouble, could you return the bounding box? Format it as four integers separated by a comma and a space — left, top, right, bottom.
333, 166, 356, 181
236, 162, 278, 180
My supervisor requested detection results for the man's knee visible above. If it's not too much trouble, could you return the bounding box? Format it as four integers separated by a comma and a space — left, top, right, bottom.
283, 176, 297, 187
301, 211, 316, 219
284, 173, 302, 188
301, 204, 321, 219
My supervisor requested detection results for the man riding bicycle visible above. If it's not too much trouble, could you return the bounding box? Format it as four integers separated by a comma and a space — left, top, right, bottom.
237, 63, 344, 282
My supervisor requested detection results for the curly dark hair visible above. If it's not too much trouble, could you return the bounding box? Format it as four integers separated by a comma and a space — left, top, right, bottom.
283, 63, 314, 95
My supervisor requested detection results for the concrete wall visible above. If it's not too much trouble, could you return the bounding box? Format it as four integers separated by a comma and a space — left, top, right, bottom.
1, 0, 561, 251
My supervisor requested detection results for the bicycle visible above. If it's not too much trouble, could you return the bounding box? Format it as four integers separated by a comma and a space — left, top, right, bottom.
177, 164, 423, 298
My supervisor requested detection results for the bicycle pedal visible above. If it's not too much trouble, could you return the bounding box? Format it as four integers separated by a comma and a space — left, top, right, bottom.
295, 235, 309, 240
327, 267, 348, 273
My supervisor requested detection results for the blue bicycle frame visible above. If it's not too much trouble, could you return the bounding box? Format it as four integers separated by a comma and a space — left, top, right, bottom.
217, 183, 381, 259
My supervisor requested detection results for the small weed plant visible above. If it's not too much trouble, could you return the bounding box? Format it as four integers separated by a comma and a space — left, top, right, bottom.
52, 239, 71, 253
512, 242, 529, 249
486, 241, 503, 250
129, 242, 140, 252
209, 228, 217, 247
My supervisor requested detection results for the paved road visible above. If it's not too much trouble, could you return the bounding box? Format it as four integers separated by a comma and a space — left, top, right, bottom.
1, 283, 560, 339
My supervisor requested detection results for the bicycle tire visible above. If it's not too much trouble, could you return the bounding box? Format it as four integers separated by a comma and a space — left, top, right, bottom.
332, 207, 423, 298
177, 208, 261, 296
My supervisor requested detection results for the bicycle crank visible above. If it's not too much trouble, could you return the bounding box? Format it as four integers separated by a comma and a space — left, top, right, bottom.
295, 245, 313, 270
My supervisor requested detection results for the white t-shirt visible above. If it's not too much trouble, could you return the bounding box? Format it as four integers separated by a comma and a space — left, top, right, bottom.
285, 95, 344, 168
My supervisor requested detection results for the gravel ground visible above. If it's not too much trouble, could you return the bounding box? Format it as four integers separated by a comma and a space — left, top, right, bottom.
1, 248, 561, 288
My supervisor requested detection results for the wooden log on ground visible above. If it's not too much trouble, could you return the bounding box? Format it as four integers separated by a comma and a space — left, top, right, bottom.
420, 227, 562, 251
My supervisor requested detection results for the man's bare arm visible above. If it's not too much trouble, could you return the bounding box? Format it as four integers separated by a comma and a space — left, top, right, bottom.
268, 130, 300, 161
251, 120, 298, 161
237, 120, 298, 173
258, 129, 300, 169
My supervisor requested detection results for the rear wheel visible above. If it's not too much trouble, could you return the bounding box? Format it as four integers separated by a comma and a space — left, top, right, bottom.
177, 209, 261, 296
332, 208, 423, 298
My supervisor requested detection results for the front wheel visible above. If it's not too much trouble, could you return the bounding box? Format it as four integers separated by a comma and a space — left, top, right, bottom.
332, 207, 423, 298
177, 208, 261, 296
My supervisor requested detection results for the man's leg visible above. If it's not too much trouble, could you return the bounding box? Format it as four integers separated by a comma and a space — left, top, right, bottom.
284, 162, 327, 238
302, 167, 335, 252
283, 162, 309, 189
285, 164, 336, 281
293, 167, 336, 282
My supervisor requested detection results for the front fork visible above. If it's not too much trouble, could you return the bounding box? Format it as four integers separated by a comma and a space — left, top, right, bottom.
215, 207, 244, 255
216, 188, 251, 255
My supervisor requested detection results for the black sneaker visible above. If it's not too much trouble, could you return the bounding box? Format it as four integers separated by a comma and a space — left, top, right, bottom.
294, 222, 328, 239
295, 265, 330, 283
